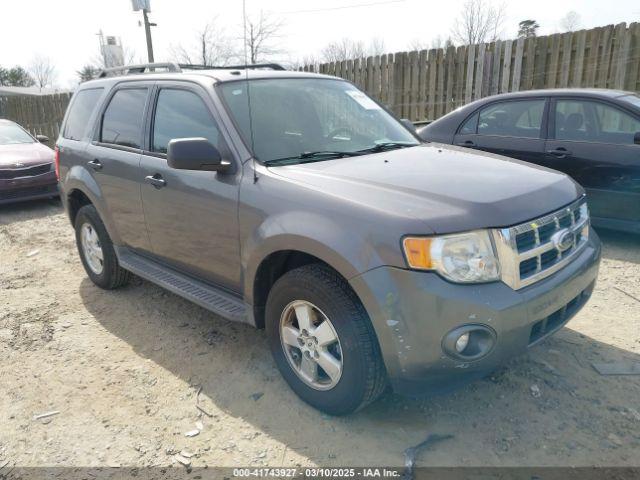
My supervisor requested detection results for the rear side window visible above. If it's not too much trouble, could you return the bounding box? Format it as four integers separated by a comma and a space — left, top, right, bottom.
152, 89, 221, 153
478, 100, 545, 138
101, 88, 148, 149
63, 88, 103, 141
555, 99, 640, 144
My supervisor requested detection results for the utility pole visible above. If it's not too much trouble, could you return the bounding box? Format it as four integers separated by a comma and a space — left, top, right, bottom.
131, 1, 156, 63
142, 8, 155, 62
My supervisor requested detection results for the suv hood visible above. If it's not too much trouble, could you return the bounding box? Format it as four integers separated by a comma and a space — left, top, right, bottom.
269, 144, 583, 233
0, 142, 54, 168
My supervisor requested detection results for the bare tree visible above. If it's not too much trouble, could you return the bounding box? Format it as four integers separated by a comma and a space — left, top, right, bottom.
407, 38, 428, 51
560, 11, 581, 32
368, 37, 386, 56
451, 0, 507, 45
321, 38, 366, 62
243, 11, 284, 64
29, 55, 57, 90
407, 35, 454, 52
170, 20, 238, 66
287, 54, 322, 71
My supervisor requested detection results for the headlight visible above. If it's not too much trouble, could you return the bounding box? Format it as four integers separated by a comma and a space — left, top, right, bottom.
402, 230, 500, 283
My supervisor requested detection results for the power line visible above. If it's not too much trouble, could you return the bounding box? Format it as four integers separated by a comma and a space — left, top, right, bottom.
275, 0, 406, 15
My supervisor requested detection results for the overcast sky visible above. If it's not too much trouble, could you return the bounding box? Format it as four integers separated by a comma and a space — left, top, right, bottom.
1, 0, 639, 88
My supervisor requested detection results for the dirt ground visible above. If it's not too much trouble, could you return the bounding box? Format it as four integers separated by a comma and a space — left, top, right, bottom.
1, 199, 639, 470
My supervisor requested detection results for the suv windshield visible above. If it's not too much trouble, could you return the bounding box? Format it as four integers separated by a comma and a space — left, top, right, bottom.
0, 123, 34, 145
219, 78, 419, 164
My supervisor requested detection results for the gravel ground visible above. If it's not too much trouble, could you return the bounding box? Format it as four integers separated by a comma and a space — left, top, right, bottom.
0, 199, 639, 471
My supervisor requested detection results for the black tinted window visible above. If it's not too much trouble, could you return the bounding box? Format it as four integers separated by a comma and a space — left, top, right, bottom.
459, 112, 478, 134
101, 88, 147, 148
63, 88, 103, 140
152, 89, 220, 153
478, 100, 545, 138
556, 99, 640, 145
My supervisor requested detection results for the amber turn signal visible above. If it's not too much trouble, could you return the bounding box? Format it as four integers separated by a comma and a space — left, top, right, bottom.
402, 237, 433, 270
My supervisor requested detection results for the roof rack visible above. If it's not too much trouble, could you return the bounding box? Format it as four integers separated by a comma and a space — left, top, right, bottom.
98, 63, 182, 78
97, 62, 286, 78
179, 63, 286, 71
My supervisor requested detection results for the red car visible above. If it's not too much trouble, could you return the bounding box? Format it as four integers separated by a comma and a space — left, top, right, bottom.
0, 119, 58, 205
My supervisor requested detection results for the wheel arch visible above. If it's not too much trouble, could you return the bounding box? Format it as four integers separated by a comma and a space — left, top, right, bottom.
248, 242, 363, 330
62, 166, 121, 245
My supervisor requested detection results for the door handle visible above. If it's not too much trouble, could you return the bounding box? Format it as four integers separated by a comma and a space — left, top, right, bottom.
145, 174, 166, 188
455, 140, 476, 147
547, 148, 572, 158
88, 159, 102, 170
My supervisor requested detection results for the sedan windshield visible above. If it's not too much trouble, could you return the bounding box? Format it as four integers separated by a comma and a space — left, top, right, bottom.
219, 78, 419, 164
622, 94, 640, 109
0, 123, 35, 145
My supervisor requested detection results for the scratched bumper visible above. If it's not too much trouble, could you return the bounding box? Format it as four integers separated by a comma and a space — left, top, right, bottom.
349, 229, 601, 395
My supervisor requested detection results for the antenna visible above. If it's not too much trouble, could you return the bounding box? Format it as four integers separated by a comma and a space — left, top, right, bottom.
242, 0, 258, 183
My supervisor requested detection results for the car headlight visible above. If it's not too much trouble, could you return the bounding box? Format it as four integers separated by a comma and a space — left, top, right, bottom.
402, 230, 500, 283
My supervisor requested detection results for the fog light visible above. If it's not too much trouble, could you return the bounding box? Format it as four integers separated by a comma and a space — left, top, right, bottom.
455, 332, 470, 353
442, 324, 496, 361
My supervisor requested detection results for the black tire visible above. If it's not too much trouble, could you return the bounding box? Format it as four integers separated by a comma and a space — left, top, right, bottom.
266, 264, 387, 415
74, 204, 131, 290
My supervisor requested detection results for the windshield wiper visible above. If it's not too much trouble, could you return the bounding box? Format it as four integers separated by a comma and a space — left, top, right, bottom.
357, 142, 418, 154
264, 150, 364, 166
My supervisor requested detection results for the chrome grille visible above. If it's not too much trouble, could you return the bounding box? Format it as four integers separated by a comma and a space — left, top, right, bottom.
492, 197, 590, 290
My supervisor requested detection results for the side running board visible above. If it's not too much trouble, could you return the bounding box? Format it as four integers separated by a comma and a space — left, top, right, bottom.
116, 247, 249, 324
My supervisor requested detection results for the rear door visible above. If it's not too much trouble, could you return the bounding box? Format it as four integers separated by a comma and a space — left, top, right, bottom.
139, 82, 242, 291
453, 98, 548, 165
85, 83, 153, 251
545, 97, 640, 227
86, 82, 153, 250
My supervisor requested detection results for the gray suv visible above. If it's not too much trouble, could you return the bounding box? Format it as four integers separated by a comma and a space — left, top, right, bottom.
56, 63, 601, 415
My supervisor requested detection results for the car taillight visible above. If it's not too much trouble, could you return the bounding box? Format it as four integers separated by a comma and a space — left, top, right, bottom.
54, 145, 60, 181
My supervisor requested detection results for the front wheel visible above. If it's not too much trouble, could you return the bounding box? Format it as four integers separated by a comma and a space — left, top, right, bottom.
266, 264, 386, 415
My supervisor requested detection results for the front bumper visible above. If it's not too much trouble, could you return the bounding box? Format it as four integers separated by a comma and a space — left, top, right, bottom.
0, 172, 58, 205
349, 230, 601, 395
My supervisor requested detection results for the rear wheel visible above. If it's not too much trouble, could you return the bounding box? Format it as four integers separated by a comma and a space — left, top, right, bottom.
266, 264, 386, 415
74, 204, 131, 289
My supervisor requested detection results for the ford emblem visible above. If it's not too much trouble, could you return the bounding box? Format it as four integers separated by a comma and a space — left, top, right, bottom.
551, 228, 575, 252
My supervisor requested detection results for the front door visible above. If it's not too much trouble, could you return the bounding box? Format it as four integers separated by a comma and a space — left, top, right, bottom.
139, 83, 242, 291
453, 98, 548, 165
544, 98, 640, 227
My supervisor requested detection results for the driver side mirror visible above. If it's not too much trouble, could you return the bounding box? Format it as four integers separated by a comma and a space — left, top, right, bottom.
400, 118, 416, 132
36, 134, 50, 143
167, 138, 231, 172
634, 132, 640, 145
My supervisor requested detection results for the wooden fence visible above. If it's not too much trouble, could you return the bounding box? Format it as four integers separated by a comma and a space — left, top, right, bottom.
1, 22, 640, 132
304, 22, 640, 121
0, 92, 72, 140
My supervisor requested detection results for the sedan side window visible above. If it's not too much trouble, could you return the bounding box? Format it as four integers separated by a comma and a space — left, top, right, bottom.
459, 112, 479, 134
594, 102, 640, 145
555, 99, 640, 145
477, 100, 545, 138
152, 89, 221, 154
